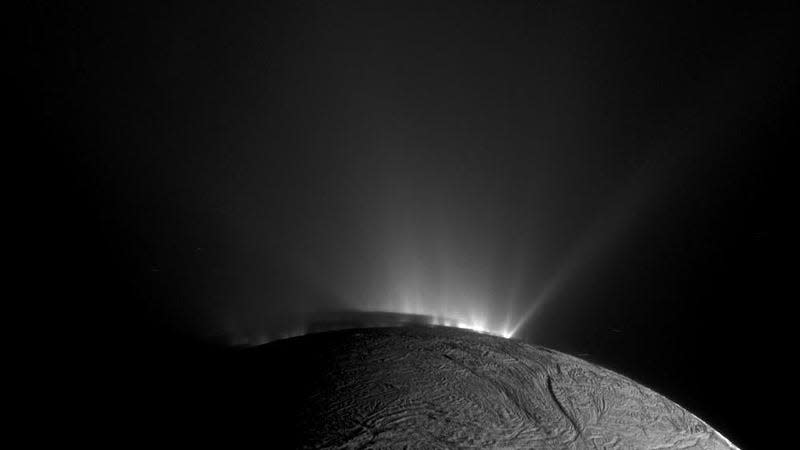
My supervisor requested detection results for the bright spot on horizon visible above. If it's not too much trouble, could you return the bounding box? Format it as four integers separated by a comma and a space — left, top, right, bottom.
363, 294, 515, 339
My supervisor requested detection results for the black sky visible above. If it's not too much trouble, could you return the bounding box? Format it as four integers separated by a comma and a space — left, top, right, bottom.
31, 1, 794, 447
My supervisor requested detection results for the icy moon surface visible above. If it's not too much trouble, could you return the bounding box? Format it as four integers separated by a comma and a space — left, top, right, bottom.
246, 326, 737, 449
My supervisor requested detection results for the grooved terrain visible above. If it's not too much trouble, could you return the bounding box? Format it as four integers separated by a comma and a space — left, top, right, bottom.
248, 326, 737, 449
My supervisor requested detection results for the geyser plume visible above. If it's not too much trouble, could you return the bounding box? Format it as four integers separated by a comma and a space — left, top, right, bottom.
230, 189, 529, 344
319, 170, 539, 342
221, 141, 568, 345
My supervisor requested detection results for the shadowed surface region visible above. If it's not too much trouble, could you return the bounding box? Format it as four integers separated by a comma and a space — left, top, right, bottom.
245, 326, 736, 449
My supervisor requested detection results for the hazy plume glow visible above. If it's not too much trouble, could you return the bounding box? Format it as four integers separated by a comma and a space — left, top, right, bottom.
40, 4, 783, 446
335, 183, 529, 340
191, 1, 782, 353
